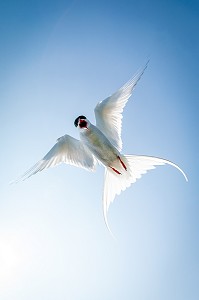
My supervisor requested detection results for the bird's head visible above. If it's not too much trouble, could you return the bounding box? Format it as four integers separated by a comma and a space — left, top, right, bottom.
74, 115, 90, 130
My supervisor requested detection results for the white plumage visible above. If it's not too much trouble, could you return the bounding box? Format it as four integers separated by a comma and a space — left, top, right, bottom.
13, 61, 187, 235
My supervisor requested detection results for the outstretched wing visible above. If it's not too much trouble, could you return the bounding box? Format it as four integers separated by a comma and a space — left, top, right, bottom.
13, 134, 97, 183
94, 61, 149, 152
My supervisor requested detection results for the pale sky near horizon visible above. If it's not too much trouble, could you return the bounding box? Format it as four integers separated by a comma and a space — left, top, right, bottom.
0, 1, 198, 299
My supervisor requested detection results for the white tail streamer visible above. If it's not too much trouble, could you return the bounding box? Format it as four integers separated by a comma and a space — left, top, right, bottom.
103, 155, 188, 236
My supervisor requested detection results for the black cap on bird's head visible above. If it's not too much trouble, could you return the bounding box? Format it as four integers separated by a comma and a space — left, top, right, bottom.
74, 115, 87, 127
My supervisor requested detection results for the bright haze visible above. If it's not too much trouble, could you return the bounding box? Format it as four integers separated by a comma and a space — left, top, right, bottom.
0, 1, 198, 300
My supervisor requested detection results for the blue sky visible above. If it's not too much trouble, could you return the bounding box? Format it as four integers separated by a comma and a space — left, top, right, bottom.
0, 0, 198, 299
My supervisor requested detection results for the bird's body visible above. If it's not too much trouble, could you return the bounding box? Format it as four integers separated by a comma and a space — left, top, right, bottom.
13, 61, 188, 235
79, 122, 121, 170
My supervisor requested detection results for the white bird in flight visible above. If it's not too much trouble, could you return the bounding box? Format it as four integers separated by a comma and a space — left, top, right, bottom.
14, 61, 187, 234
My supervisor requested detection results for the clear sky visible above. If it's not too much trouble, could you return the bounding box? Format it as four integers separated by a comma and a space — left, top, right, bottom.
0, 0, 198, 299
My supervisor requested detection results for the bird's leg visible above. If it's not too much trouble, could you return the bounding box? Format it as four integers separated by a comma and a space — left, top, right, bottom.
110, 166, 121, 175
118, 156, 127, 171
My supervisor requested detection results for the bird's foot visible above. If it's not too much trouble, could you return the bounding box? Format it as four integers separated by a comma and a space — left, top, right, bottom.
118, 156, 127, 171
110, 166, 121, 175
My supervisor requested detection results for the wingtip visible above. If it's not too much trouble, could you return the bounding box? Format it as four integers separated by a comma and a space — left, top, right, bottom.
9, 176, 26, 185
9, 176, 21, 185
9, 180, 15, 185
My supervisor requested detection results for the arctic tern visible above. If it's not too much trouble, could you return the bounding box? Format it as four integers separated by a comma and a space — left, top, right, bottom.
14, 61, 188, 234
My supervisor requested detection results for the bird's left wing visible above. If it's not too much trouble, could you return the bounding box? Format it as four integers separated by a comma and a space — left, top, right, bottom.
94, 61, 149, 152
13, 134, 97, 183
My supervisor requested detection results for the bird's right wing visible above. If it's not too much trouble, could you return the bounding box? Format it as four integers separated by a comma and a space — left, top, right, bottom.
13, 134, 97, 183
94, 61, 149, 152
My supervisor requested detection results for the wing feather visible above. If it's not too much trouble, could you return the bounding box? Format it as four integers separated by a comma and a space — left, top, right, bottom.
13, 134, 97, 183
94, 61, 149, 151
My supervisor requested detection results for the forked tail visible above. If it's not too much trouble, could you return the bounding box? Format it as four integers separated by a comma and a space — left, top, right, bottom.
103, 155, 188, 236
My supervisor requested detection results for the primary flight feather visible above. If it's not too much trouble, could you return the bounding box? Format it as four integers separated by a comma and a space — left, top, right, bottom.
13, 61, 188, 234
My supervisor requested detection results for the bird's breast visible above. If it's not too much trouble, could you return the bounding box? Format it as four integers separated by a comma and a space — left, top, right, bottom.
80, 126, 119, 166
